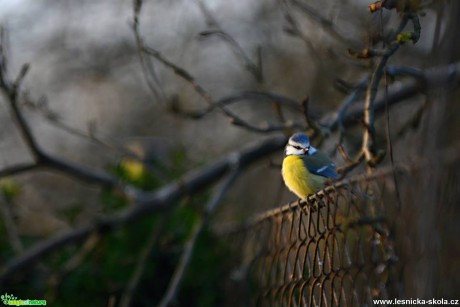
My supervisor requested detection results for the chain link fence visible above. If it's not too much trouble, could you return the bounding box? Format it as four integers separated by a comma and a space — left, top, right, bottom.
223, 172, 403, 306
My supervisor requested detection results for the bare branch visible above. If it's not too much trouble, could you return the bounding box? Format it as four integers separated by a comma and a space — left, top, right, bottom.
327, 76, 369, 127
300, 96, 323, 137
42, 115, 135, 159
281, 0, 323, 61
281, 0, 358, 89
171, 91, 301, 120
132, 0, 166, 104
337, 144, 353, 164
39, 152, 119, 187
13, 63, 30, 90
218, 92, 301, 111
369, 0, 422, 14
272, 100, 286, 123
0, 135, 286, 284
386, 65, 425, 79
142, 45, 304, 133
21, 93, 139, 160
198, 30, 262, 82
195, 0, 262, 82
382, 70, 402, 212
0, 223, 95, 285
141, 46, 214, 107
337, 152, 364, 177
290, 0, 349, 44
1, 77, 42, 160
0, 27, 10, 84
358, 12, 421, 171
0, 163, 38, 178
0, 45, 122, 187
395, 101, 426, 137
228, 114, 306, 133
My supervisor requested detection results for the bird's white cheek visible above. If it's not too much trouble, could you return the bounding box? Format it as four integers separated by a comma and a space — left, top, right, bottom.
285, 148, 303, 156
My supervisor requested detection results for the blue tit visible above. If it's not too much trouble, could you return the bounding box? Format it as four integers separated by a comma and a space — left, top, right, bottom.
282, 132, 338, 199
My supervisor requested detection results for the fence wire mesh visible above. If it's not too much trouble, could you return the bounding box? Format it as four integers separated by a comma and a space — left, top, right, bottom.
224, 172, 402, 306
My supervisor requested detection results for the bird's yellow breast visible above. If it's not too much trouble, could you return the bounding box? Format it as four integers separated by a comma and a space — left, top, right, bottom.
282, 155, 327, 199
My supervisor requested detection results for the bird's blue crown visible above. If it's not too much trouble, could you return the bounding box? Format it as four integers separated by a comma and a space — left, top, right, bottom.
290, 133, 310, 145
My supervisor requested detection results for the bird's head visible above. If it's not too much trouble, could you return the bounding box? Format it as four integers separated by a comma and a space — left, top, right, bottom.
285, 132, 317, 156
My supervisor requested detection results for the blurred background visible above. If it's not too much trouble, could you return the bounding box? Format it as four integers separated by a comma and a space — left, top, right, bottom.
0, 0, 459, 306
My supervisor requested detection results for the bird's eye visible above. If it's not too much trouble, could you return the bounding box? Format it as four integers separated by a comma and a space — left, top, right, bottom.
293, 145, 302, 150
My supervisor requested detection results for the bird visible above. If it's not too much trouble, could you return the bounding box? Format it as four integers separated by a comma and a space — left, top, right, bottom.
282, 132, 339, 199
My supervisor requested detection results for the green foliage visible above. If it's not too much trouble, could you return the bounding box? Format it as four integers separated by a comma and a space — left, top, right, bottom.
35, 149, 233, 306
396, 31, 416, 44
42, 215, 162, 305
163, 204, 199, 243
100, 188, 129, 211
48, 203, 231, 306
59, 203, 84, 226
0, 149, 232, 306
0, 178, 21, 202
169, 149, 188, 179
0, 223, 15, 261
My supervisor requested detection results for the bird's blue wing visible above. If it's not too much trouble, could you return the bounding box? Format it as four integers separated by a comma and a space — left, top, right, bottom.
303, 152, 339, 179
309, 163, 339, 179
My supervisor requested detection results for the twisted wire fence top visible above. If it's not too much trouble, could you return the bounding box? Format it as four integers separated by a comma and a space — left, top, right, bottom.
223, 171, 402, 306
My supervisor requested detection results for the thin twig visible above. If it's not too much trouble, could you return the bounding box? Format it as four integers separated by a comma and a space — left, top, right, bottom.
195, 0, 262, 82
228, 116, 306, 133
360, 13, 421, 171
157, 219, 203, 307
132, 0, 167, 104
119, 219, 165, 307
142, 45, 303, 133
22, 93, 151, 164
395, 101, 426, 137
337, 152, 364, 177
0, 195, 24, 254
141, 46, 214, 107
383, 65, 403, 212
47, 232, 100, 301
43, 116, 135, 158
158, 167, 240, 307
281, 0, 325, 66
199, 30, 262, 82
334, 75, 370, 132
171, 91, 301, 120
361, 41, 400, 169
300, 96, 323, 137
290, 0, 349, 44
337, 144, 353, 164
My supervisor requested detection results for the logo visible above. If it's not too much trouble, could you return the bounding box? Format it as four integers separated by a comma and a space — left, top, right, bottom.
1, 293, 46, 306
